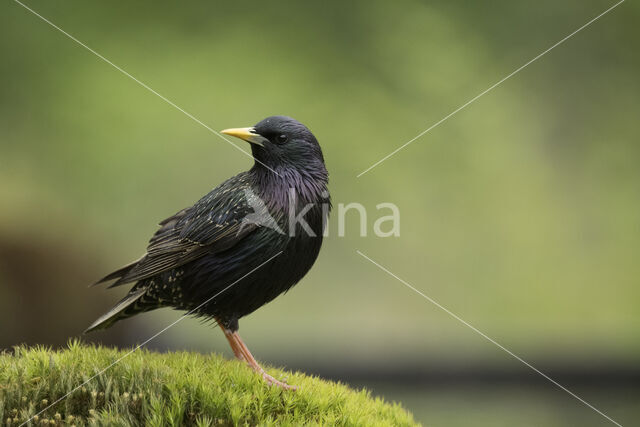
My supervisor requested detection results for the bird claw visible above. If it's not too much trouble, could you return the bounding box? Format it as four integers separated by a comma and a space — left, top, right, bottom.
262, 372, 297, 390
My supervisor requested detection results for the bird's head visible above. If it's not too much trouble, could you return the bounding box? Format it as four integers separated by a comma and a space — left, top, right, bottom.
221, 116, 326, 177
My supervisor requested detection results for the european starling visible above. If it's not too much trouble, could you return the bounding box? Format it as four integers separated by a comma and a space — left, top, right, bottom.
86, 116, 330, 389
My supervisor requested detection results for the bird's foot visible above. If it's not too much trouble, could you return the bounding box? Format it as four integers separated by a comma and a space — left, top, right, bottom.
217, 322, 297, 390
262, 371, 297, 390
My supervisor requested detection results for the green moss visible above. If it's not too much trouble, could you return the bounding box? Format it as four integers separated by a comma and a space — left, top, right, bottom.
0, 341, 416, 426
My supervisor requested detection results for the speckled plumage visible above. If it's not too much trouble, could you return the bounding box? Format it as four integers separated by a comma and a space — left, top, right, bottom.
86, 116, 330, 334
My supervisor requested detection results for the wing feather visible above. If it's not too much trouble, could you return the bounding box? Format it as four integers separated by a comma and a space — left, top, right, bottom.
101, 173, 260, 287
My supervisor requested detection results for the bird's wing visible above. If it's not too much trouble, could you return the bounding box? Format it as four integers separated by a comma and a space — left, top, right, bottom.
96, 175, 260, 287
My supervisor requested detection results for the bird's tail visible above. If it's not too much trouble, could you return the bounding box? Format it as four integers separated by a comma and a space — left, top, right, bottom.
84, 287, 150, 333
90, 258, 141, 288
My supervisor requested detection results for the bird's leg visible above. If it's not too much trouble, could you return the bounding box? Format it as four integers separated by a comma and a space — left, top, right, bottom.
217, 319, 245, 361
232, 333, 297, 390
223, 329, 246, 361
217, 320, 296, 390
233, 332, 297, 390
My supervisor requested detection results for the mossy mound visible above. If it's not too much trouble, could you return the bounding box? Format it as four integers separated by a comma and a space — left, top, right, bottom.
0, 341, 416, 426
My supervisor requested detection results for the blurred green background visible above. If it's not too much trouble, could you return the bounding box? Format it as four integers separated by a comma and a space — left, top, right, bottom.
1, 1, 639, 425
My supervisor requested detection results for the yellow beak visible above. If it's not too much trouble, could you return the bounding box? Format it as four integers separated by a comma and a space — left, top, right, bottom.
220, 127, 265, 146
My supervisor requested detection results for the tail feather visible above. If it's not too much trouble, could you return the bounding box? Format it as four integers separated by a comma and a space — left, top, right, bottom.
90, 258, 141, 288
84, 288, 149, 333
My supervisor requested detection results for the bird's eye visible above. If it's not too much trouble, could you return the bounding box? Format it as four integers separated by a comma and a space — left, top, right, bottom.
275, 134, 288, 144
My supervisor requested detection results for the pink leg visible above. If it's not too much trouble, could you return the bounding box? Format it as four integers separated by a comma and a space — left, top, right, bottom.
217, 319, 296, 390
